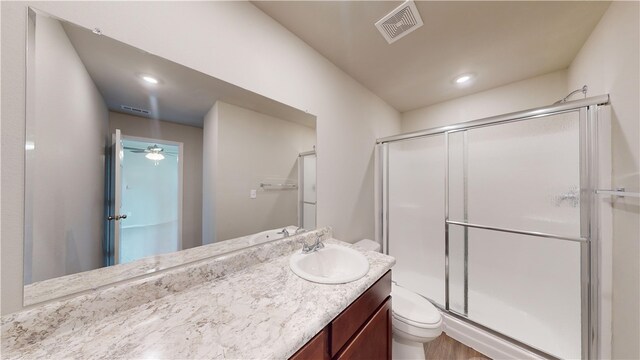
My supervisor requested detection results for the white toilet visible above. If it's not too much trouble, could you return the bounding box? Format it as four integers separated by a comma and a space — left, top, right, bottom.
391, 283, 443, 359
355, 239, 443, 360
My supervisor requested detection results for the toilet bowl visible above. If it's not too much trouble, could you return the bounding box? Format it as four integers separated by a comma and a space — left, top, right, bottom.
391, 283, 443, 359
352, 240, 443, 360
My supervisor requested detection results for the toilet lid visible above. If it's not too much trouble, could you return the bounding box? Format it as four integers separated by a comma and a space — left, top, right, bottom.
392, 284, 441, 325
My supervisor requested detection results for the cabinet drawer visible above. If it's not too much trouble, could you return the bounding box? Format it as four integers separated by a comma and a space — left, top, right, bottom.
330, 270, 391, 357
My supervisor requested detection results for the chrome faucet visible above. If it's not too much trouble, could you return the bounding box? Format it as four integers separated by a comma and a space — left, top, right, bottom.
277, 228, 290, 237
294, 227, 305, 235
302, 233, 324, 254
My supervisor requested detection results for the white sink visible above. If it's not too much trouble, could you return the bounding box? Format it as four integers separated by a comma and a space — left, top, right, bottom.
289, 244, 370, 284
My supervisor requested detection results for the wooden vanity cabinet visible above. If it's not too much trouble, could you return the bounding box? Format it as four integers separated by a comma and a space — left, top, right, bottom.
291, 271, 392, 360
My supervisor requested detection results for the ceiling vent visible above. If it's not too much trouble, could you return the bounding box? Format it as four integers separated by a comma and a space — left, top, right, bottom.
375, 1, 423, 44
120, 105, 150, 116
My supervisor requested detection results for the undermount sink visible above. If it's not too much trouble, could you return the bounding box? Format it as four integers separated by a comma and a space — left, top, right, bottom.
289, 244, 370, 284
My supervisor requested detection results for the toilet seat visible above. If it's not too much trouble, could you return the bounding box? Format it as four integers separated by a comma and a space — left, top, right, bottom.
393, 312, 442, 329
391, 284, 443, 341
392, 284, 441, 326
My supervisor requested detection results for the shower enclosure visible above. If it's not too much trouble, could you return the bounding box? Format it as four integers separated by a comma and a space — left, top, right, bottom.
298, 150, 317, 230
376, 95, 611, 359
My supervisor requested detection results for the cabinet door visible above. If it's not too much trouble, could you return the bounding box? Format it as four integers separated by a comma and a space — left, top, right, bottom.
290, 328, 330, 360
335, 299, 392, 360
331, 271, 391, 356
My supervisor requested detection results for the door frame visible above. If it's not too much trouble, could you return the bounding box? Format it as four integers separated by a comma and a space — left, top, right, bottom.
117, 134, 184, 259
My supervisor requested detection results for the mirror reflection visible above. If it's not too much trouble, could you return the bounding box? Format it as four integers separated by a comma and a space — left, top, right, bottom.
24, 10, 316, 304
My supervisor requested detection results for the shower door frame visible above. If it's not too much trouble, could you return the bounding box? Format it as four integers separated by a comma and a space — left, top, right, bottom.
298, 150, 317, 230
376, 95, 610, 360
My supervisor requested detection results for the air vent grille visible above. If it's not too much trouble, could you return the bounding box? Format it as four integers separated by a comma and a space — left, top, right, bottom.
375, 1, 424, 44
120, 105, 150, 116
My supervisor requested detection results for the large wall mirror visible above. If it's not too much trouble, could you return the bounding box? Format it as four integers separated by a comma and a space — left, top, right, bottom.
24, 8, 317, 305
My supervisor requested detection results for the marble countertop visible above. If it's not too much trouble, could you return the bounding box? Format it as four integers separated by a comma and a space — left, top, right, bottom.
24, 226, 301, 306
2, 229, 395, 359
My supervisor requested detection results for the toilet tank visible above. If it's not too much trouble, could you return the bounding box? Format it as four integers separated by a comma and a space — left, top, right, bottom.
354, 239, 381, 252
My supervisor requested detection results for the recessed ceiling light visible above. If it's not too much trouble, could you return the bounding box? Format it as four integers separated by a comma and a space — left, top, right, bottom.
455, 74, 473, 84
142, 75, 159, 84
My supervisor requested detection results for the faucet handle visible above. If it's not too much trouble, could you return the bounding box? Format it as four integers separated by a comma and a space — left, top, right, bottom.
316, 233, 324, 248
300, 233, 324, 253
301, 237, 315, 253
277, 228, 290, 237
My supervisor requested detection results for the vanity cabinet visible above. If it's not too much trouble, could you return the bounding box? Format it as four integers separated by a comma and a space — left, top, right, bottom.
291, 328, 330, 360
291, 271, 392, 360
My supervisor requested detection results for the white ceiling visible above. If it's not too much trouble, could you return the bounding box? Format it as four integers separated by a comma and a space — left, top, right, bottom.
253, 1, 610, 112
62, 22, 316, 128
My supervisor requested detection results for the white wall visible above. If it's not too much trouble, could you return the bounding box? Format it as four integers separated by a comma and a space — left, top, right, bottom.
567, 2, 640, 358
1, 1, 401, 314
402, 70, 568, 132
202, 103, 219, 245
206, 101, 315, 242
399, 3, 640, 355
109, 112, 203, 251
28, 15, 108, 284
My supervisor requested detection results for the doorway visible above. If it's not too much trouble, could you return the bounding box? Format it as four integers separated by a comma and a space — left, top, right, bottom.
106, 130, 183, 265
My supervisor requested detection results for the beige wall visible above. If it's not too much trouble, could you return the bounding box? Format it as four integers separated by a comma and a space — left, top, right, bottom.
29, 15, 108, 284
567, 2, 640, 358
1, 1, 401, 314
401, 70, 568, 132
204, 102, 315, 242
109, 111, 203, 251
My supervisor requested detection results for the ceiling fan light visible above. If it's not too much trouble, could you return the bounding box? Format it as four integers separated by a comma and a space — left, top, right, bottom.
145, 152, 165, 161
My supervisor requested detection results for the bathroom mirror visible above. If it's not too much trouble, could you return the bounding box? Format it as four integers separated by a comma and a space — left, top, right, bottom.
23, 8, 317, 305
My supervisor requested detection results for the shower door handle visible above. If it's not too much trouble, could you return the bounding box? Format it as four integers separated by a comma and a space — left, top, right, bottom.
107, 214, 127, 221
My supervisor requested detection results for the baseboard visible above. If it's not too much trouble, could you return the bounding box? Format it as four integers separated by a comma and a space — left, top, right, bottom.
442, 312, 546, 360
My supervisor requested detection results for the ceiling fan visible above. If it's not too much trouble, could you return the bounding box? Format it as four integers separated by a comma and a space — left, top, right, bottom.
122, 144, 177, 162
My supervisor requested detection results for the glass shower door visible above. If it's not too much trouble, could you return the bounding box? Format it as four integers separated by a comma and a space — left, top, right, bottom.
447, 111, 584, 359
387, 135, 446, 306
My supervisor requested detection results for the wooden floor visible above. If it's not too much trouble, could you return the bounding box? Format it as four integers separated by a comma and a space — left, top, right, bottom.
424, 334, 491, 360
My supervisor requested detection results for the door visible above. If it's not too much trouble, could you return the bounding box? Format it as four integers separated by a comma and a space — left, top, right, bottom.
106, 131, 182, 265
446, 111, 583, 359
334, 299, 392, 360
119, 137, 181, 264
106, 129, 124, 265
386, 135, 446, 307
